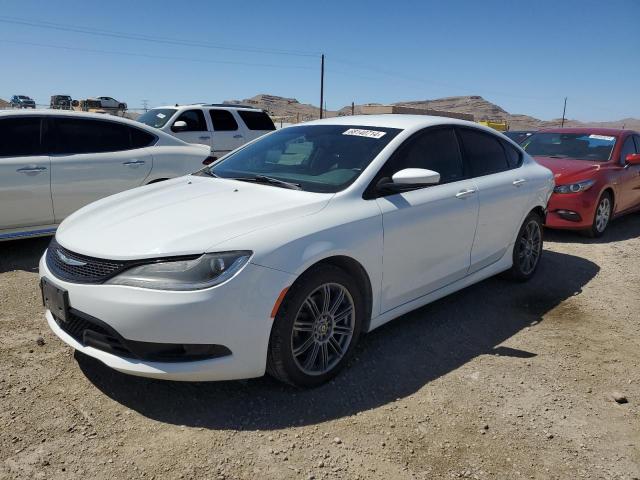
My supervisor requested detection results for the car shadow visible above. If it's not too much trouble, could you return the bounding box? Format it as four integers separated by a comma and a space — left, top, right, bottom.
77, 249, 599, 431
0, 236, 51, 274
545, 212, 640, 244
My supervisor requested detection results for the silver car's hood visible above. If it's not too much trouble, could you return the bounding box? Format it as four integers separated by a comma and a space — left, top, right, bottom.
55, 175, 332, 260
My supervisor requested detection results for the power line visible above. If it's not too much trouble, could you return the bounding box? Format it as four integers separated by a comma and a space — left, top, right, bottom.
0, 16, 321, 58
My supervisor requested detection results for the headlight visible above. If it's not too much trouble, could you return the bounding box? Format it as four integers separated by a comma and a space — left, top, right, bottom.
106, 251, 252, 290
553, 179, 595, 194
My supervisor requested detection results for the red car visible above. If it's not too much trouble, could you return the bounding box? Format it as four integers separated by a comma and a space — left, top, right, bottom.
522, 128, 640, 237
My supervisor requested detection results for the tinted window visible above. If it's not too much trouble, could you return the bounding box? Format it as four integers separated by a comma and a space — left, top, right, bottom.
173, 109, 206, 132
0, 117, 43, 157
238, 110, 276, 131
620, 136, 637, 165
386, 127, 464, 184
522, 132, 616, 162
458, 128, 509, 176
635, 136, 640, 152
502, 140, 523, 168
53, 118, 131, 154
209, 109, 238, 131
130, 127, 156, 148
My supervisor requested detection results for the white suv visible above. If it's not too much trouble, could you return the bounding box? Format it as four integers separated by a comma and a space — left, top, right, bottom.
137, 104, 276, 158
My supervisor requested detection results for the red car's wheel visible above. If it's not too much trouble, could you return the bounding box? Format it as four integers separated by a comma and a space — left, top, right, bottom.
586, 192, 612, 238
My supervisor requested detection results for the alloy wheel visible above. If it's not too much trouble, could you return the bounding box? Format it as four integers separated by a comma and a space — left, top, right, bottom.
290, 283, 355, 376
518, 220, 542, 275
595, 197, 611, 233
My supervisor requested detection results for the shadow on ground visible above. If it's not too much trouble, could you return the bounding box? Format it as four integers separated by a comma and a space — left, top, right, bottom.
77, 249, 599, 430
0, 236, 50, 274
545, 211, 640, 244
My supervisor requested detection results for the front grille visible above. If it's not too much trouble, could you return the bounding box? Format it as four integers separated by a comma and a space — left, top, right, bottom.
46, 238, 130, 283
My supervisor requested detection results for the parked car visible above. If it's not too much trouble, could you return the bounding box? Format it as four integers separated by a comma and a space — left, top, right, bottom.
40, 115, 554, 386
137, 103, 276, 157
522, 128, 640, 237
89, 96, 127, 111
503, 130, 535, 144
0, 110, 213, 240
10, 95, 36, 109
50, 95, 73, 110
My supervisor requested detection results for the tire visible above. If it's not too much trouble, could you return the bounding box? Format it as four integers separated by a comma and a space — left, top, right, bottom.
267, 264, 364, 387
506, 211, 543, 282
584, 191, 612, 238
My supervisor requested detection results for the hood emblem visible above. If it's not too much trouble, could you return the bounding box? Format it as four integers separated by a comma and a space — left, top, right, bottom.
56, 250, 87, 267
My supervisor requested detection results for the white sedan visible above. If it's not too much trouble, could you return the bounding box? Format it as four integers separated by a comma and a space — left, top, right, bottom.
0, 110, 213, 240
40, 115, 554, 387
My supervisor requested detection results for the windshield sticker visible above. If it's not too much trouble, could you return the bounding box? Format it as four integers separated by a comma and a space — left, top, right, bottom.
589, 134, 615, 141
156, 113, 166, 119
343, 128, 386, 139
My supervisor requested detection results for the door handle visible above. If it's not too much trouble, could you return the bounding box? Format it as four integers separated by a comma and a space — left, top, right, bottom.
512, 178, 527, 186
17, 166, 47, 173
199, 136, 211, 140
233, 134, 244, 139
455, 188, 477, 199
122, 160, 146, 166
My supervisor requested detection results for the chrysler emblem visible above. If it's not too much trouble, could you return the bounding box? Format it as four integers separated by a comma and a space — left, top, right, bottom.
56, 250, 87, 267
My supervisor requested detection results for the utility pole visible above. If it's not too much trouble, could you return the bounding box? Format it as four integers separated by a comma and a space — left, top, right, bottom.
319, 54, 325, 119
351, 101, 355, 115
142, 99, 149, 112
561, 97, 567, 128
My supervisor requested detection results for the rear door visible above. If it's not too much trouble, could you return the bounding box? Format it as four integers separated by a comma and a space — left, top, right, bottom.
616, 135, 640, 212
457, 127, 532, 273
49, 117, 152, 222
169, 109, 212, 147
0, 116, 54, 230
374, 126, 479, 311
208, 109, 244, 156
236, 110, 276, 142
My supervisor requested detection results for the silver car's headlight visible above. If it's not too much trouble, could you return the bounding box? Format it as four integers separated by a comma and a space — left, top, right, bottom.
553, 179, 595, 194
106, 251, 252, 290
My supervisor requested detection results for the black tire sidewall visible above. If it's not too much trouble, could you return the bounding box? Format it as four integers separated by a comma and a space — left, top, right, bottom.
268, 265, 364, 387
510, 212, 544, 281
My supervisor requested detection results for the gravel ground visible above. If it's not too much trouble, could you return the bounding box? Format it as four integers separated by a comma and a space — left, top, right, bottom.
1, 215, 639, 480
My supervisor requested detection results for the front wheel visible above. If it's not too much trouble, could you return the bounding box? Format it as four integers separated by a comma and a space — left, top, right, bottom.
506, 211, 543, 282
585, 192, 611, 238
267, 265, 364, 387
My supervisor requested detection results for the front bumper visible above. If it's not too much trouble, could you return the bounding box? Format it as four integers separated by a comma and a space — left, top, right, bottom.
544, 191, 597, 230
40, 253, 295, 381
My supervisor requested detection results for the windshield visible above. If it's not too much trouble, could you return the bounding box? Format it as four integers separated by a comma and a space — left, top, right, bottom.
138, 108, 178, 128
18, 96, 29, 100
210, 125, 401, 193
522, 132, 617, 162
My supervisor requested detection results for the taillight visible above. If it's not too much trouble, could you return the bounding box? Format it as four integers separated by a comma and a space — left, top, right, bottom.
202, 156, 217, 165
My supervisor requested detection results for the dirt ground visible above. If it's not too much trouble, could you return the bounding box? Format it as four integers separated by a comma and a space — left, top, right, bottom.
1, 216, 639, 480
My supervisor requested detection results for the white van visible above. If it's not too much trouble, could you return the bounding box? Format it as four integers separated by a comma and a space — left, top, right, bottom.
137, 104, 276, 158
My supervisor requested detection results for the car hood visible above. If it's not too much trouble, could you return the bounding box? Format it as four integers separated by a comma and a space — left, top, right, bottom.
55, 175, 333, 260
534, 156, 602, 184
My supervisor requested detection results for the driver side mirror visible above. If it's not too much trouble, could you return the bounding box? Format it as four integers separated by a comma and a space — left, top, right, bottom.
377, 168, 441, 193
625, 153, 640, 166
172, 120, 188, 132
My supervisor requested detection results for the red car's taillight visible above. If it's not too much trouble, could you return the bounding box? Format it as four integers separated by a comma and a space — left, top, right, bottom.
202, 156, 217, 165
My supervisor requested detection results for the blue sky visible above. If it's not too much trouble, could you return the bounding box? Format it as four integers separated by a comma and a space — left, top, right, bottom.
0, 0, 638, 121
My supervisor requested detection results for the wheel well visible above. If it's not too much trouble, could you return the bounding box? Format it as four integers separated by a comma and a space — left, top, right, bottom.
304, 256, 374, 333
602, 187, 615, 210
530, 205, 545, 221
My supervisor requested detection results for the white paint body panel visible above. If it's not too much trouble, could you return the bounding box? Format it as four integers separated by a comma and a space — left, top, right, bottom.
40, 114, 554, 381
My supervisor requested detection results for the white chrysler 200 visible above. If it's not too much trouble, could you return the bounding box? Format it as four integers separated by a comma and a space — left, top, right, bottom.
40, 115, 554, 387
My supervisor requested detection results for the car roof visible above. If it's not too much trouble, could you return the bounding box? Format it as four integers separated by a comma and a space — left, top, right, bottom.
153, 103, 263, 112
536, 127, 636, 136
300, 114, 488, 131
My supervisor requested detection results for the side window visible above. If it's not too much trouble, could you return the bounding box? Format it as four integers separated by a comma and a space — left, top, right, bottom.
635, 135, 640, 153
0, 117, 43, 157
237, 110, 276, 131
384, 127, 465, 184
620, 136, 637, 165
53, 118, 131, 154
130, 127, 156, 149
458, 128, 509, 177
173, 109, 207, 132
209, 109, 238, 131
501, 140, 523, 168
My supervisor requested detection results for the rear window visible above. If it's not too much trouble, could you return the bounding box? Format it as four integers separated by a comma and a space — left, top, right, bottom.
0, 117, 43, 157
501, 140, 523, 168
209, 109, 238, 131
238, 110, 276, 131
458, 128, 510, 177
130, 127, 157, 148
522, 133, 616, 162
137, 108, 177, 128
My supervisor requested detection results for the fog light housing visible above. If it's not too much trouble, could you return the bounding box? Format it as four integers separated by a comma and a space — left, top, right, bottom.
556, 209, 581, 222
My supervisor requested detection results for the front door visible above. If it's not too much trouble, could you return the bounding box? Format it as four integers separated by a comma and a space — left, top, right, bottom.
615, 136, 640, 213
374, 127, 479, 312
208, 109, 245, 157
0, 116, 54, 230
170, 109, 212, 148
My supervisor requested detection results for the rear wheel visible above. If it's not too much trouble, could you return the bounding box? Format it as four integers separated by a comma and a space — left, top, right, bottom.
506, 211, 543, 282
585, 192, 611, 238
267, 265, 363, 387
